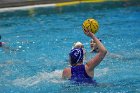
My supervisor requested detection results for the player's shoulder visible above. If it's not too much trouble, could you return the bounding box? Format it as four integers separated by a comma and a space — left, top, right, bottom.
63, 67, 71, 74
62, 67, 71, 79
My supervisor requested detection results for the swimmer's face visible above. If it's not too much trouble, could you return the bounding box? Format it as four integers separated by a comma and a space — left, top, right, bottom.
90, 39, 98, 49
90, 39, 102, 52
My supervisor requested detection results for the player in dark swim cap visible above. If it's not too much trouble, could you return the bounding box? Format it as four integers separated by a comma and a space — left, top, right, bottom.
69, 48, 84, 66
69, 48, 95, 84
62, 31, 107, 84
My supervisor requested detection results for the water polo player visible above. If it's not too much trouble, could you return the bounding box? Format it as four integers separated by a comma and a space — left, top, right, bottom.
62, 31, 107, 84
90, 38, 102, 53
0, 35, 5, 47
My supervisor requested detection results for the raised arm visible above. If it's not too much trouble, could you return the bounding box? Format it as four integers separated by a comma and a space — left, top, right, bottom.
84, 31, 107, 71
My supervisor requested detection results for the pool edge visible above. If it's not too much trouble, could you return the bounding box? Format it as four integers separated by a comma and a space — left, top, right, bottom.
0, 0, 136, 13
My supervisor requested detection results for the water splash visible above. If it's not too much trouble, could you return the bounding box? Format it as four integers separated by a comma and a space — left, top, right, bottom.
95, 67, 109, 77
12, 70, 65, 88
12, 67, 109, 88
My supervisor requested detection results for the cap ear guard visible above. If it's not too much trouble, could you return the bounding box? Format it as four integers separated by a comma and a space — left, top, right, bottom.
69, 48, 83, 65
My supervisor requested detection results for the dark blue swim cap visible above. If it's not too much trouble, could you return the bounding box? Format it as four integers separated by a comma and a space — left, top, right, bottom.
69, 48, 83, 65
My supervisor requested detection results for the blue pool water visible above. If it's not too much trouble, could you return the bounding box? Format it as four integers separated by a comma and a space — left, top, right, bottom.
0, 1, 140, 93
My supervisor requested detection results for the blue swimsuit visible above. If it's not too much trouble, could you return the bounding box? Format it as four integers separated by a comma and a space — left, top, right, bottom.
70, 64, 96, 84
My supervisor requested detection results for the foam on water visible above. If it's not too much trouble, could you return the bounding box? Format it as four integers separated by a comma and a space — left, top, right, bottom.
12, 67, 109, 88
95, 67, 109, 77
12, 70, 64, 87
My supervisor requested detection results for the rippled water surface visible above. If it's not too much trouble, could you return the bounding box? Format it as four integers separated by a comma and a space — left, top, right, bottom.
0, 1, 140, 93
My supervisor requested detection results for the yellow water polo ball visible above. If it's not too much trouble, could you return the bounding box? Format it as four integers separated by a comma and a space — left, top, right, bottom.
82, 18, 99, 34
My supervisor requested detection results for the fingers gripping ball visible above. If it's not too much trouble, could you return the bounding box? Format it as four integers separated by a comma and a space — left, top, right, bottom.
82, 18, 99, 34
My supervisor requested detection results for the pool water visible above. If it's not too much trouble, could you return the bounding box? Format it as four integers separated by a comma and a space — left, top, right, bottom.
0, 1, 140, 93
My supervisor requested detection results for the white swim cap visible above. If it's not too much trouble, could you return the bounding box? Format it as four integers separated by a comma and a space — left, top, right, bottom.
72, 42, 83, 49
74, 42, 83, 47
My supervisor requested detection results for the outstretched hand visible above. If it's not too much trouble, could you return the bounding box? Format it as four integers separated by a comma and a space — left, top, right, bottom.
84, 29, 94, 38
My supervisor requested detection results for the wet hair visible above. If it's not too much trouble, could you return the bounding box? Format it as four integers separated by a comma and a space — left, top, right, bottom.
69, 48, 83, 65
91, 38, 102, 43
